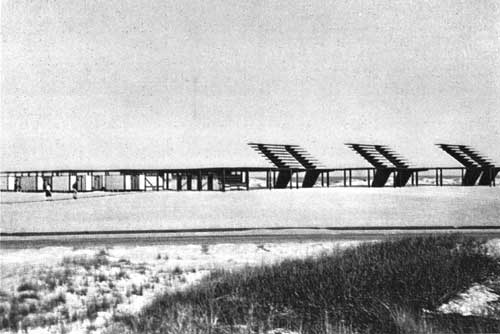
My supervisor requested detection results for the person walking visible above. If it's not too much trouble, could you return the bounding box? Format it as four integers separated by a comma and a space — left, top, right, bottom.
72, 181, 78, 200
45, 183, 52, 200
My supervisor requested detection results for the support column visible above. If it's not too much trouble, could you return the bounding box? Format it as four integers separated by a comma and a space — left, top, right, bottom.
343, 170, 347, 187
296, 172, 299, 189
198, 171, 202, 191
349, 169, 352, 187
367, 169, 371, 187
246, 170, 250, 190
439, 168, 443, 186
327, 171, 330, 187
221, 169, 226, 192
177, 173, 182, 191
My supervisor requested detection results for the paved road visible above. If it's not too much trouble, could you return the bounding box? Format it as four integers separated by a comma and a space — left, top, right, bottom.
2, 228, 500, 249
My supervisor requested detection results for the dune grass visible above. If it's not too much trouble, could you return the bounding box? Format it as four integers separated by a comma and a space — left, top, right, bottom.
123, 234, 500, 334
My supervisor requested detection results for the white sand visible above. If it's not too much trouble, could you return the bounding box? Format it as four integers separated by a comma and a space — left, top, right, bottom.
435, 239, 500, 318
0, 241, 359, 290
438, 284, 500, 317
1, 187, 499, 234
0, 240, 359, 334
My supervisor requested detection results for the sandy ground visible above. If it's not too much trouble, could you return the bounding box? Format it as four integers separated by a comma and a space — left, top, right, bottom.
1, 239, 500, 334
1, 187, 499, 234
0, 240, 360, 334
0, 241, 360, 289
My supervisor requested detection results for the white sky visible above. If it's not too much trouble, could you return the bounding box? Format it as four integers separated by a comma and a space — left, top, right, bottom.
1, 0, 499, 170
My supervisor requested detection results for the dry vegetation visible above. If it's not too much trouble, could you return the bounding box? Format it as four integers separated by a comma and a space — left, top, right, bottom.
119, 235, 500, 334
0, 249, 205, 333
1, 235, 500, 334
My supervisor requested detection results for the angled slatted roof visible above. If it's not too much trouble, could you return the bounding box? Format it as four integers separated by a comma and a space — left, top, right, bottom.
345, 143, 411, 168
248, 143, 322, 169
436, 144, 495, 168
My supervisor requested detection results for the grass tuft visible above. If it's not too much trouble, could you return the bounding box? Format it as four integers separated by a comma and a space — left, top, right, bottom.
62, 252, 109, 270
201, 244, 210, 255
126, 234, 500, 334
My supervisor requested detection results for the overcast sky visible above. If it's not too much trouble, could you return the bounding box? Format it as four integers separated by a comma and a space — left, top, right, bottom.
2, 0, 499, 170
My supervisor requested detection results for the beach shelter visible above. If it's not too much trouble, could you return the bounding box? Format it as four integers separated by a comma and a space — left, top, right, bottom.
248, 143, 322, 188
345, 143, 426, 187
436, 144, 499, 186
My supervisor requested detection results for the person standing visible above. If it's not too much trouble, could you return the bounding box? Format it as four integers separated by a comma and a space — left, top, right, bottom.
72, 181, 78, 200
45, 183, 52, 200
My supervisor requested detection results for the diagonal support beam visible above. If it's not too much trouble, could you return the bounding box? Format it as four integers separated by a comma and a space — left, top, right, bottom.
372, 169, 392, 187
478, 167, 500, 186
347, 144, 388, 168
375, 146, 414, 186
253, 144, 288, 168
374, 146, 409, 168
284, 146, 317, 168
285, 145, 320, 187
249, 143, 322, 188
346, 143, 422, 187
436, 144, 479, 168
394, 170, 413, 187
275, 170, 293, 189
436, 144, 497, 185
302, 170, 320, 188
459, 146, 494, 167
463, 168, 482, 186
